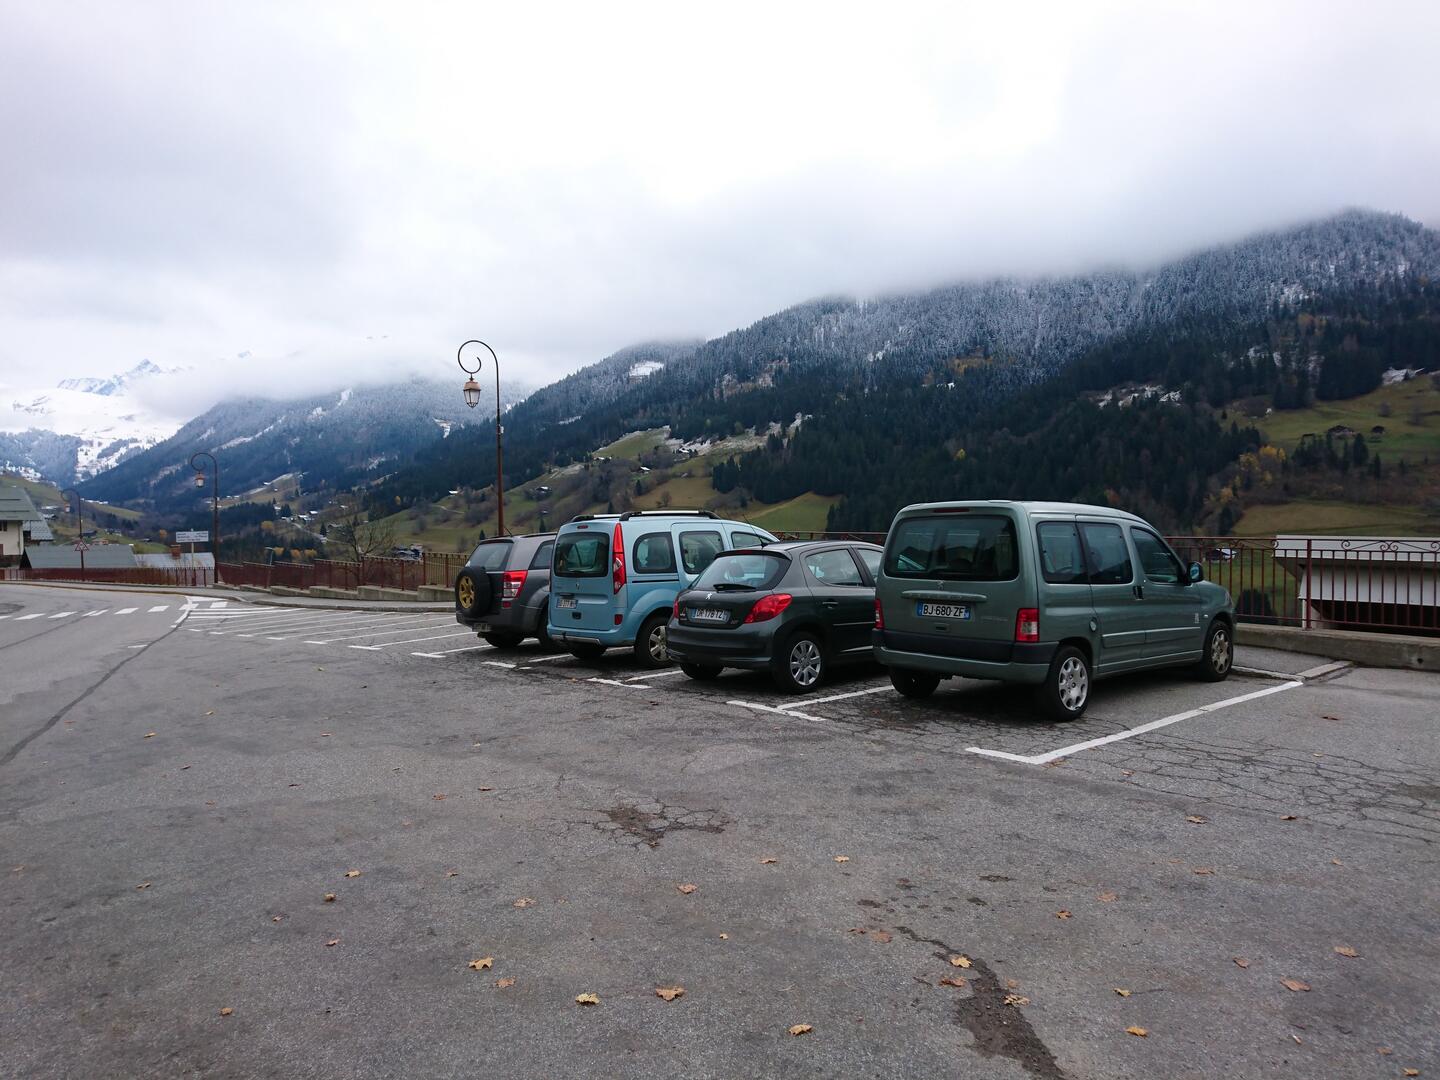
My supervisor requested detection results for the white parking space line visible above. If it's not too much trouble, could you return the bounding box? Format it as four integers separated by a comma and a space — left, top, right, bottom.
114, 607, 138, 615
965, 680, 1305, 766
590, 678, 645, 689
0, 614, 9, 620
147, 605, 170, 613
483, 660, 516, 669
349, 630, 476, 650
304, 618, 453, 643
16, 614, 43, 621
777, 685, 891, 710
47, 611, 76, 619
624, 669, 688, 681
520, 653, 574, 663
728, 699, 830, 723
413, 642, 495, 656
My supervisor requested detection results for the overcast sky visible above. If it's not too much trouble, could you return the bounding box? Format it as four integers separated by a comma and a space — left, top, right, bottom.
2, 0, 1438, 421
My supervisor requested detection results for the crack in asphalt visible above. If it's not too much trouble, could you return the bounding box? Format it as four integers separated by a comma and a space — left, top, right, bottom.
0, 609, 189, 769
891, 925, 1067, 1080
569, 800, 729, 849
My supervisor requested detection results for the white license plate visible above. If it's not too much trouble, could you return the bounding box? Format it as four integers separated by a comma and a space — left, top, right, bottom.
556, 597, 577, 609
918, 601, 970, 619
689, 607, 728, 623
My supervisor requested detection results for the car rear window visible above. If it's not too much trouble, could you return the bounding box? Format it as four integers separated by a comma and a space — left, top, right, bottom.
679, 530, 725, 576
553, 532, 609, 577
691, 552, 788, 591
884, 515, 1019, 581
467, 541, 512, 571
528, 541, 554, 571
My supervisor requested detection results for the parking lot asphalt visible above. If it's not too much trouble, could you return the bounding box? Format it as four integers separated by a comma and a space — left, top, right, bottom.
2, 583, 1437, 1079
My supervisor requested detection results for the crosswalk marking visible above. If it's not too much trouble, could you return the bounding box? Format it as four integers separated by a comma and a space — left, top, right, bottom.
148, 605, 170, 613
114, 607, 138, 615
16, 613, 43, 621
48, 612, 77, 619
83, 609, 108, 617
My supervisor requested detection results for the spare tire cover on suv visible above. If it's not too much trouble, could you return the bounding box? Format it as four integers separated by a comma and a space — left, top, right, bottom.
455, 568, 493, 617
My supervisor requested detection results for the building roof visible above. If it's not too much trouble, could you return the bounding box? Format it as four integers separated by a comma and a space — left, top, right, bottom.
23, 517, 54, 541
0, 485, 43, 523
22, 544, 138, 569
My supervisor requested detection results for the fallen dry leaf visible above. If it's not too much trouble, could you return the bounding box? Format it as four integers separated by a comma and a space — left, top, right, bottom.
271, 914, 284, 923
1281, 978, 1311, 992
1403, 1071, 1419, 1077
655, 986, 685, 1002
676, 883, 698, 895
1004, 994, 1030, 1007
320, 732, 332, 737
788, 1024, 812, 1036
1334, 945, 1359, 958
575, 993, 600, 1006
218, 1007, 233, 1016
513, 897, 535, 908
136, 882, 151, 890
939, 977, 968, 988
1126, 1025, 1148, 1037
144, 732, 157, 739
468, 957, 494, 971
180, 764, 191, 770
1120, 769, 1134, 776
344, 870, 361, 878
478, 786, 493, 792
1193, 867, 1215, 875
325, 939, 340, 947
1331, 859, 1343, 866
1097, 891, 1118, 902
1056, 910, 1072, 919
1280, 814, 1298, 821
833, 855, 850, 863
432, 794, 447, 801
1114, 988, 1132, 997
1005, 979, 1019, 990
205, 710, 215, 717
719, 933, 729, 940
1233, 957, 1250, 969
495, 977, 515, 989
445, 870, 459, 878
1185, 815, 1208, 824
323, 892, 337, 902
760, 857, 778, 864
1379, 1047, 1394, 1056
949, 955, 972, 969
870, 930, 892, 943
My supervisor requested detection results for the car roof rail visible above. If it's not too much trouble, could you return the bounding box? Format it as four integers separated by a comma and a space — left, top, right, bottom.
617, 509, 718, 521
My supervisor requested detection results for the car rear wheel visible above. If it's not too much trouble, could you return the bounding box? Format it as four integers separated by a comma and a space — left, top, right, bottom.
773, 632, 824, 694
454, 569, 491, 618
484, 631, 524, 649
1035, 645, 1090, 721
890, 668, 940, 699
1194, 620, 1233, 682
568, 643, 606, 661
634, 613, 671, 669
680, 662, 722, 681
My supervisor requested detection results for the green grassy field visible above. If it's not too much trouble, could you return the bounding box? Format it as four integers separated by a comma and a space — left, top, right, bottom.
1235, 499, 1440, 537
746, 493, 841, 533
1255, 378, 1440, 461
2, 473, 142, 522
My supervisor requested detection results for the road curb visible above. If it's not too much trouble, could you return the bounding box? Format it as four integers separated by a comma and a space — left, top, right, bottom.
1236, 623, 1438, 672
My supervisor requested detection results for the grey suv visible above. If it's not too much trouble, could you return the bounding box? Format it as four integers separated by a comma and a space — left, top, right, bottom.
454, 533, 556, 649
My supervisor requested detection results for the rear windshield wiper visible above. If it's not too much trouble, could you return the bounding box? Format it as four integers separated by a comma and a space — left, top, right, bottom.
712, 582, 757, 591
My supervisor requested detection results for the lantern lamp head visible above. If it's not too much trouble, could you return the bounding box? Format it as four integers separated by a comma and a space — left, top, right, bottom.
195, 473, 206, 488
462, 376, 482, 408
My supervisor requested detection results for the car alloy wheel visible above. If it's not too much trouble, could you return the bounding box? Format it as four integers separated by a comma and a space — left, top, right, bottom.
457, 575, 475, 609
648, 623, 669, 664
1057, 655, 1088, 713
1210, 625, 1231, 674
789, 638, 823, 689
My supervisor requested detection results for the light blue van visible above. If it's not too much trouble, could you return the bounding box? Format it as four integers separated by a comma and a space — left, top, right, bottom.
547, 510, 778, 667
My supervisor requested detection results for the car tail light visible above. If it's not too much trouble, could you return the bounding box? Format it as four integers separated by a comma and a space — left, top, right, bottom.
502, 570, 527, 605
612, 522, 626, 594
673, 596, 682, 621
874, 598, 884, 629
744, 593, 792, 624
1015, 608, 1039, 643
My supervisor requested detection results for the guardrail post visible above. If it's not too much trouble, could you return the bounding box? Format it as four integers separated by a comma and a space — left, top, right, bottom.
1303, 539, 1313, 631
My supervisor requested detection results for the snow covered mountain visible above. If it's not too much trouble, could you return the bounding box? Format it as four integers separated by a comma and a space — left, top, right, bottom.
1, 360, 188, 483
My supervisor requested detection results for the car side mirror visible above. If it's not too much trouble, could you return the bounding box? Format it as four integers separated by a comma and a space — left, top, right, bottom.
1187, 562, 1204, 584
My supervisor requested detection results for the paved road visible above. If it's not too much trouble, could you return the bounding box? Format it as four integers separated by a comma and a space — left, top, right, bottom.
2, 582, 1437, 1079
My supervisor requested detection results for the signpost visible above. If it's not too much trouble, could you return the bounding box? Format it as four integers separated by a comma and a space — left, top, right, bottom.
175, 530, 209, 544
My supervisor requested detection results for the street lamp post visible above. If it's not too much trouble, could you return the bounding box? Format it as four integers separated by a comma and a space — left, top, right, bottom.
190, 451, 220, 581
457, 339, 506, 536
60, 487, 86, 578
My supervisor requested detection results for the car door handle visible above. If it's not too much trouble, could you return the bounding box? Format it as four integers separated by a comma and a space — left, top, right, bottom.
1133, 585, 1145, 600
821, 600, 839, 608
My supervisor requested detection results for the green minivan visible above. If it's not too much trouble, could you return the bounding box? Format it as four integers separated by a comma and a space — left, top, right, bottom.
872, 501, 1236, 720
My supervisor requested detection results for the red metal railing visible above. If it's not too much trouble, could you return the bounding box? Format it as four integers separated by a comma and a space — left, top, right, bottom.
3, 566, 214, 587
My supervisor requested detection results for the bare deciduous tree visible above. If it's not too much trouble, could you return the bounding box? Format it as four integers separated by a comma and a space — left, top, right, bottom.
329, 508, 399, 586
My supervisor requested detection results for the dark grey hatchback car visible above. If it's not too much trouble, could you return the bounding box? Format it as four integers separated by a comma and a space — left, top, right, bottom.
453, 534, 556, 649
665, 541, 883, 693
